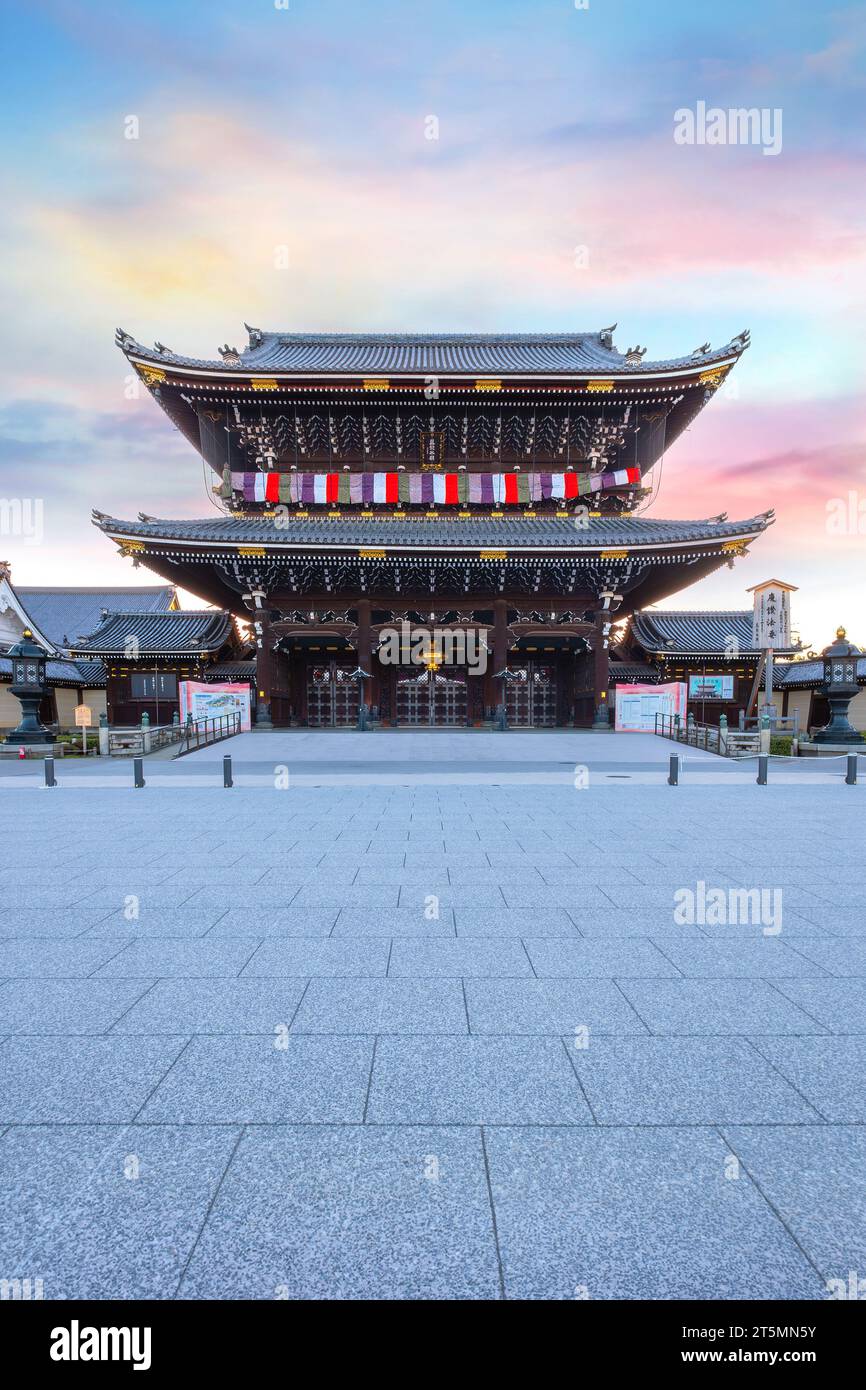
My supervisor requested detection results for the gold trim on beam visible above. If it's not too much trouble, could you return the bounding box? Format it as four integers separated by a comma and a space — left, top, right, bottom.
586, 379, 615, 393
136, 365, 166, 386
721, 539, 747, 553
480, 549, 507, 559
359, 548, 387, 558
475, 379, 502, 391
118, 540, 145, 554
699, 367, 728, 388
250, 378, 278, 391
362, 378, 390, 391
237, 545, 266, 556
600, 548, 629, 559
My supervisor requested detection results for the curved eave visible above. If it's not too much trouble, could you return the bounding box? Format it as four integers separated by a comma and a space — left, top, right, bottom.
123, 348, 742, 389
96, 528, 769, 560
71, 646, 223, 658
650, 648, 800, 660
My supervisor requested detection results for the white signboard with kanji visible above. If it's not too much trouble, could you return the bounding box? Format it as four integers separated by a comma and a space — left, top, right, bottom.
749, 580, 796, 651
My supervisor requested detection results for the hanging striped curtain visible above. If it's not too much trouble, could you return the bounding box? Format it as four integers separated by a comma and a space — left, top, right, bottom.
230, 467, 642, 506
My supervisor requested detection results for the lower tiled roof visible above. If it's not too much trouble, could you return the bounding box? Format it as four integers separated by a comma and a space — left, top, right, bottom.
0, 655, 105, 687
631, 608, 801, 657
94, 511, 773, 552
70, 609, 233, 657
775, 657, 866, 688
609, 663, 662, 683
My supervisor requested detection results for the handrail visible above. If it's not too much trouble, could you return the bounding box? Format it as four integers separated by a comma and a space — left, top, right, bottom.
105, 713, 242, 758
654, 712, 777, 759
174, 711, 242, 757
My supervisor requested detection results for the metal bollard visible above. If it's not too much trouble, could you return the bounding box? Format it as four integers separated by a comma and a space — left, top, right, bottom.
845, 754, 858, 786
757, 755, 768, 785
133, 757, 145, 789
223, 754, 233, 788
667, 754, 679, 786
44, 757, 56, 788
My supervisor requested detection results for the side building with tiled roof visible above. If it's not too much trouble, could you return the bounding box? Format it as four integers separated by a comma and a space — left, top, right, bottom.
621, 599, 822, 728
0, 566, 118, 732
69, 608, 246, 726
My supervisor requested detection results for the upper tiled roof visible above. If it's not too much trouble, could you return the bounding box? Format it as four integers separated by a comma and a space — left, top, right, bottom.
16, 585, 175, 648
630, 608, 801, 657
93, 511, 773, 552
71, 609, 233, 657
116, 326, 750, 377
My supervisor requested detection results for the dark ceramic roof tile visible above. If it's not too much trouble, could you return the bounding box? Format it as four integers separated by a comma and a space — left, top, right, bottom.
71, 609, 232, 656
15, 585, 175, 647
117, 328, 749, 377
93, 512, 772, 551
630, 609, 800, 656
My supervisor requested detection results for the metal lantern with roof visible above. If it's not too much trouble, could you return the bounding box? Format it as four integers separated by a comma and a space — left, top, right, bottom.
4, 628, 53, 744
813, 627, 863, 745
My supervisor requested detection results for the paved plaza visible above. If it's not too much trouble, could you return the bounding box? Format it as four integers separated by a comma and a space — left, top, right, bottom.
0, 731, 863, 1299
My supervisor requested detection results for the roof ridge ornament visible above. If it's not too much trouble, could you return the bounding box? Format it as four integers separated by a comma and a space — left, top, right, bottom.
599, 324, 617, 349
245, 324, 264, 349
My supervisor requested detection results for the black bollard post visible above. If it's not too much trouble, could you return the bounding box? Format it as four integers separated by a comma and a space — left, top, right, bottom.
757, 755, 768, 785
845, 754, 858, 786
133, 757, 145, 789
44, 757, 56, 788
667, 754, 679, 786
223, 754, 233, 788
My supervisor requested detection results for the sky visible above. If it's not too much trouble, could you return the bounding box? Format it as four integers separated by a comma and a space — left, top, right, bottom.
0, 0, 864, 648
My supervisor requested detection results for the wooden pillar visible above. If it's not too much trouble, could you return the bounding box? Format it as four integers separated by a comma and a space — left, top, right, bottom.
493, 600, 508, 672
356, 598, 372, 717
593, 612, 610, 727
356, 599, 372, 667
493, 599, 509, 721
254, 612, 275, 728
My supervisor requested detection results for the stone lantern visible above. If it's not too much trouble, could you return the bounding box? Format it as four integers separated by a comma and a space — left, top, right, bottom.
813, 627, 863, 745
4, 629, 53, 745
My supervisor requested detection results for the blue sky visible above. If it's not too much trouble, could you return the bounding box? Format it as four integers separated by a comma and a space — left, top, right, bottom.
1, 0, 864, 642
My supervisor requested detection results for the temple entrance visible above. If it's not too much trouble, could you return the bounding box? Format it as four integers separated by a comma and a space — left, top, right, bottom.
306, 661, 360, 727
506, 663, 558, 727
395, 669, 467, 726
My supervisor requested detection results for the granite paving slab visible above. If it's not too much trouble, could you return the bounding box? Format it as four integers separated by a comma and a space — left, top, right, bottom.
178, 1126, 500, 1299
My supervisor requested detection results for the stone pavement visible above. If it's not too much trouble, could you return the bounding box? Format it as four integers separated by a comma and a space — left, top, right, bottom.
0, 731, 863, 1299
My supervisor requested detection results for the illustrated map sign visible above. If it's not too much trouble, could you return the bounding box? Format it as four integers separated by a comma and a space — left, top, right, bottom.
615, 681, 687, 733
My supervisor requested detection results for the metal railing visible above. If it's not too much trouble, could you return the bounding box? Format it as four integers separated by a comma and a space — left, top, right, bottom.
174, 712, 242, 757
105, 713, 242, 758
107, 722, 186, 756
655, 713, 726, 753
